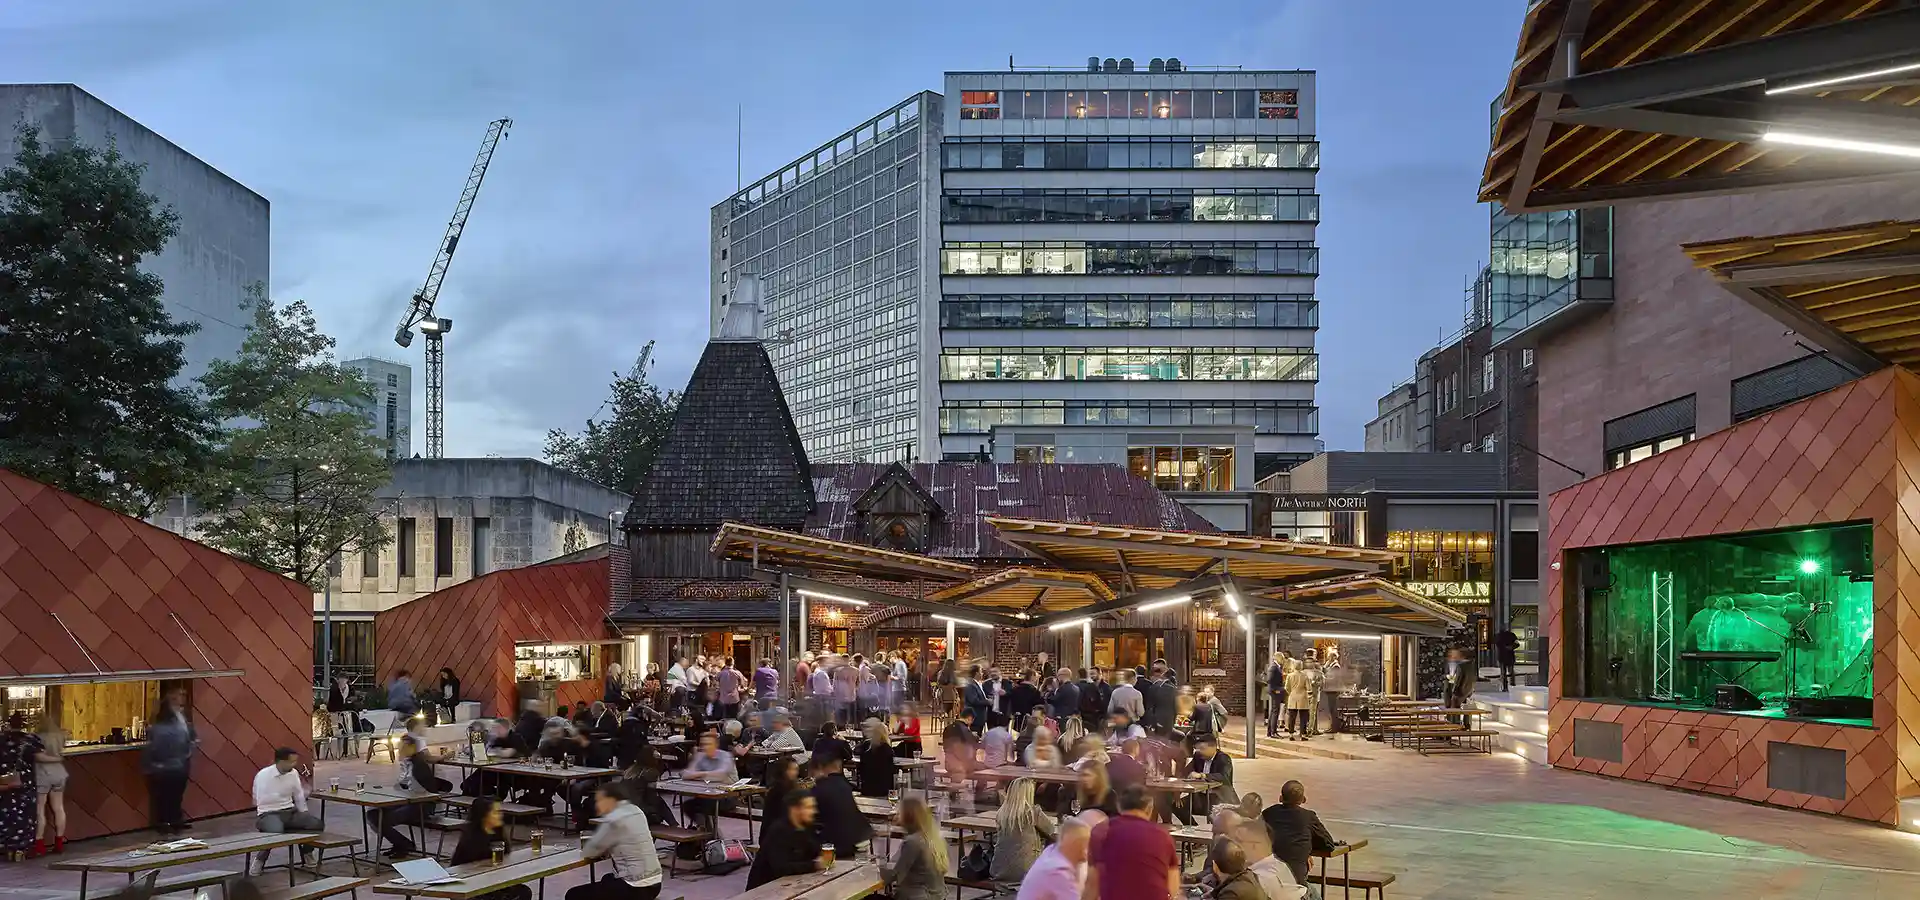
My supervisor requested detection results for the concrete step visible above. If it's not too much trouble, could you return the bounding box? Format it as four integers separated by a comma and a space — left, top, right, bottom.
1483, 721, 1550, 766
1511, 685, 1548, 709
1470, 695, 1550, 736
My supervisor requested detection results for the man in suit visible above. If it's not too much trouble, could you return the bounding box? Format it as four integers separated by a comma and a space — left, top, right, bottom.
1264, 654, 1288, 738
1261, 780, 1340, 888
1445, 647, 1477, 725
1140, 663, 1178, 738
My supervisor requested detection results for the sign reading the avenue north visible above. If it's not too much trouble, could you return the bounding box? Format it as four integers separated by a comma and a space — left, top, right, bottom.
1270, 493, 1369, 512
1404, 581, 1492, 605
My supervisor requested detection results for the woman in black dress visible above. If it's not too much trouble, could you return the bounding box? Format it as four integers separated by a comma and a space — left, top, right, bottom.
0, 713, 41, 861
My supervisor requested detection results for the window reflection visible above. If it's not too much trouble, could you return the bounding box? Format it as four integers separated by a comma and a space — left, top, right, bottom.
1127, 445, 1234, 491
977, 88, 1294, 119
941, 242, 1317, 276
938, 347, 1317, 382
940, 401, 1318, 435
942, 191, 1318, 224
942, 141, 1318, 170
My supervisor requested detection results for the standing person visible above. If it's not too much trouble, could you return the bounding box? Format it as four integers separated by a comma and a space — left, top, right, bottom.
251, 748, 322, 865
1261, 780, 1340, 889
1015, 815, 1091, 900
716, 659, 744, 721
451, 797, 533, 900
143, 689, 195, 834
1445, 647, 1477, 725
436, 668, 462, 723
387, 669, 417, 717
747, 791, 824, 888
754, 658, 781, 728
1139, 664, 1176, 738
604, 663, 626, 708
1034, 652, 1057, 683
1283, 661, 1313, 740
935, 658, 957, 715
832, 658, 860, 727
570, 782, 664, 900
1050, 668, 1082, 725
666, 656, 690, 713
1007, 673, 1044, 731
883, 796, 948, 900
1265, 654, 1287, 738
963, 667, 993, 736
990, 778, 1056, 883
326, 675, 355, 757
1495, 630, 1520, 692
1082, 786, 1178, 900
1107, 671, 1143, 723
808, 753, 873, 860
890, 651, 909, 689
1078, 668, 1107, 735
31, 717, 67, 856
0, 713, 40, 862
1301, 659, 1325, 737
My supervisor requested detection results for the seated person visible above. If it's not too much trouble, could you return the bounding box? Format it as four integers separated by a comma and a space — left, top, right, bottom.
856, 719, 897, 798
1104, 739, 1147, 793
1176, 736, 1236, 826
679, 731, 739, 820
808, 754, 873, 860
747, 791, 824, 888
1261, 779, 1341, 889
1103, 712, 1145, 746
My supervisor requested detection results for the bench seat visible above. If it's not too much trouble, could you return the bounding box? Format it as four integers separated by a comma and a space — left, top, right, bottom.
257, 876, 370, 900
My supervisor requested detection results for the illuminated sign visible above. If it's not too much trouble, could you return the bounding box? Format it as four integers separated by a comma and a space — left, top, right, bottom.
1271, 493, 1369, 512
1403, 581, 1491, 605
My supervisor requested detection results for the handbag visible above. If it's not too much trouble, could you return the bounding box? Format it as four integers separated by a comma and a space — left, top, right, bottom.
702, 838, 751, 875
957, 842, 993, 881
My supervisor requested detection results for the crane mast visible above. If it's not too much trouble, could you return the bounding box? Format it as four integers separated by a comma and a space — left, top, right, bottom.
394, 116, 512, 458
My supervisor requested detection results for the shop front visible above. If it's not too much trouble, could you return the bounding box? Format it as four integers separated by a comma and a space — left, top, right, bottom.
1545, 369, 1920, 824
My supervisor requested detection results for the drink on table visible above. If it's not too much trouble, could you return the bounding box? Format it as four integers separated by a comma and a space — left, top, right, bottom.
491, 841, 505, 865
328, 778, 339, 793
531, 829, 544, 852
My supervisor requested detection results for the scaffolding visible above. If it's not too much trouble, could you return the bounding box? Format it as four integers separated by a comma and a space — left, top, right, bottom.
1651, 571, 1675, 701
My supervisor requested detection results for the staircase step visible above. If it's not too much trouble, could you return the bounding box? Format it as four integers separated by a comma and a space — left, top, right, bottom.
1511, 685, 1548, 709
1477, 720, 1549, 766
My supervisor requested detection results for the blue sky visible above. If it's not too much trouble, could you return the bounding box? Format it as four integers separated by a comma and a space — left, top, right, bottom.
1, 0, 1523, 458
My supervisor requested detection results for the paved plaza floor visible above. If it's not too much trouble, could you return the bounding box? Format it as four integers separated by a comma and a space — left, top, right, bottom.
5, 731, 1916, 899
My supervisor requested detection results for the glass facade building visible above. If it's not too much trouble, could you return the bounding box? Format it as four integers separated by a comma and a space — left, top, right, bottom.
711, 93, 941, 463
940, 66, 1321, 477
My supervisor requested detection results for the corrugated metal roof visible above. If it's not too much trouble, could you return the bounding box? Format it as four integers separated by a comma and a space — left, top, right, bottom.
806, 463, 1216, 560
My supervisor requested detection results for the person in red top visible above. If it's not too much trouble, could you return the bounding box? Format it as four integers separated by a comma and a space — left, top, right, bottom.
1081, 785, 1177, 900
892, 701, 924, 757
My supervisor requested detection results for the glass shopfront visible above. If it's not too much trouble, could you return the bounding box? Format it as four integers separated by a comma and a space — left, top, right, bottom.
1576, 522, 1872, 724
1386, 530, 1495, 618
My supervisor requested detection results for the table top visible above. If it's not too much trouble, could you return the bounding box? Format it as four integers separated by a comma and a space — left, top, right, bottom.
317, 785, 450, 808
436, 756, 507, 770
51, 832, 322, 873
738, 862, 883, 900
1144, 777, 1213, 795
655, 777, 766, 797
485, 762, 620, 781
650, 736, 689, 747
977, 765, 1080, 784
853, 797, 897, 819
943, 814, 999, 831
745, 746, 804, 758
1168, 825, 1368, 858
371, 846, 587, 898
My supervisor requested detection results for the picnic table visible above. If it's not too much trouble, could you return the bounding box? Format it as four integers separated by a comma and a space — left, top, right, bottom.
974, 764, 1080, 786
370, 846, 589, 898
739, 861, 884, 900
315, 784, 450, 866
1168, 826, 1371, 900
655, 777, 767, 834
51, 831, 324, 900
942, 813, 999, 850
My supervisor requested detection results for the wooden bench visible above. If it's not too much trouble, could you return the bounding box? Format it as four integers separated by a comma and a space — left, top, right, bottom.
1417, 730, 1496, 755
944, 875, 1012, 900
303, 833, 365, 877
1306, 870, 1396, 899
650, 825, 712, 877
422, 814, 469, 857
148, 868, 241, 897
257, 876, 371, 900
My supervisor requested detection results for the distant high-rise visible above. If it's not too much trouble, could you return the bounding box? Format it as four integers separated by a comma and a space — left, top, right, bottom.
0, 84, 270, 383
345, 357, 412, 460
715, 61, 1322, 480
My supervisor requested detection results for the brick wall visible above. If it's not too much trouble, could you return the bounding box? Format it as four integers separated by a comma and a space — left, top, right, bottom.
607, 540, 632, 616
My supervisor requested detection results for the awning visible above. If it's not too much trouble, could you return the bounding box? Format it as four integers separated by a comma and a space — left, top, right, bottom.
1684, 220, 1920, 370
711, 521, 976, 582
1248, 577, 1468, 638
1481, 0, 1920, 212
985, 517, 1394, 592
925, 567, 1115, 614
0, 668, 245, 689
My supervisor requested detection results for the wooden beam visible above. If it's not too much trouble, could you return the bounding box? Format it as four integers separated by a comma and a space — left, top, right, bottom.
750, 571, 1026, 628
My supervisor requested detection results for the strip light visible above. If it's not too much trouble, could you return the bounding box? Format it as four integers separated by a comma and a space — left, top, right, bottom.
1048, 617, 1092, 631
1762, 130, 1920, 160
1301, 632, 1382, 640
797, 589, 869, 607
1224, 592, 1240, 614
1239, 614, 1252, 631
934, 614, 994, 629
1766, 61, 1920, 95
1136, 595, 1192, 613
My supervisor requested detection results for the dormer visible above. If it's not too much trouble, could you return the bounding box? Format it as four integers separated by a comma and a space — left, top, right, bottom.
853, 462, 943, 553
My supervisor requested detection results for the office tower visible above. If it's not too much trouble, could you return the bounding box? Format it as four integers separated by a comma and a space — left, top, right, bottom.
345, 356, 413, 460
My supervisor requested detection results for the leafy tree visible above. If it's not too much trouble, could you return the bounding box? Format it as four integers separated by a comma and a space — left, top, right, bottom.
196, 287, 391, 588
0, 124, 215, 515
544, 342, 680, 495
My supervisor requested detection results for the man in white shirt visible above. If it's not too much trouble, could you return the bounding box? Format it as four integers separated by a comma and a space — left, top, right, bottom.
1016, 815, 1090, 900
762, 710, 811, 764
666, 656, 690, 711
980, 713, 1015, 767
253, 748, 322, 863
1107, 670, 1144, 721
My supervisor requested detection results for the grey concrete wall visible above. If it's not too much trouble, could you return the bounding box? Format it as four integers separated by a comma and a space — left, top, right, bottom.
0, 84, 269, 383
378, 457, 630, 517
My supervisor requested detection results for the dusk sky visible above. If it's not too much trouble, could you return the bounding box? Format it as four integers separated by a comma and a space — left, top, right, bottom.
2, 1, 1524, 458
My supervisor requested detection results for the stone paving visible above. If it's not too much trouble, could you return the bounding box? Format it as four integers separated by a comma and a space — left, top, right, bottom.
5, 729, 1917, 899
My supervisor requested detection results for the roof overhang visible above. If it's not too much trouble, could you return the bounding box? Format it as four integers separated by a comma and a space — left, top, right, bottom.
711, 521, 976, 582
1482, 0, 1920, 213
925, 567, 1116, 615
746, 571, 1028, 629
984, 517, 1392, 593
1684, 220, 1920, 368
0, 668, 245, 689
1240, 576, 1468, 638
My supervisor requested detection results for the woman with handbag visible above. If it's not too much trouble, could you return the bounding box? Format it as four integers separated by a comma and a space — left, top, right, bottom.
988, 777, 1054, 884
0, 713, 40, 862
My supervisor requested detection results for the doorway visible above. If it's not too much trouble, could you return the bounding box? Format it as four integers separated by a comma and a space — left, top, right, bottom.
879, 633, 972, 703
1093, 632, 1166, 673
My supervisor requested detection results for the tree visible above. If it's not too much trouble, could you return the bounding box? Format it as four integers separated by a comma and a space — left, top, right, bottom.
0, 124, 215, 516
195, 287, 391, 588
544, 342, 680, 495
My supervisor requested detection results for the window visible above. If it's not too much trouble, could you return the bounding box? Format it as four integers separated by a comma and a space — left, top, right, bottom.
1508, 530, 1540, 580
941, 190, 1319, 225
944, 140, 1319, 171
326, 553, 341, 577
1732, 354, 1856, 423
1521, 348, 1534, 368
397, 518, 416, 577
1481, 355, 1496, 394
961, 90, 999, 105
1194, 630, 1222, 668
1603, 395, 1696, 470
941, 347, 1317, 383
1606, 432, 1693, 470
821, 629, 849, 655
386, 373, 397, 387
941, 241, 1317, 276
1126, 445, 1235, 491
1482, 435, 1496, 453
434, 517, 454, 577
472, 517, 491, 577
939, 400, 1317, 436
1013, 446, 1055, 463
361, 544, 378, 578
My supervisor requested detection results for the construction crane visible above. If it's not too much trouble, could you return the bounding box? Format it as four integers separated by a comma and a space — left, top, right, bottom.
393, 117, 512, 458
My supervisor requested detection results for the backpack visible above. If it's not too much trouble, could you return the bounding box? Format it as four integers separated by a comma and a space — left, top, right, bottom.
702, 838, 751, 875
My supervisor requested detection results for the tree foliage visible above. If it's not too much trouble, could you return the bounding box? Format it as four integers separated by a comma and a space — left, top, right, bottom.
0, 124, 215, 516
544, 342, 680, 495
195, 288, 391, 588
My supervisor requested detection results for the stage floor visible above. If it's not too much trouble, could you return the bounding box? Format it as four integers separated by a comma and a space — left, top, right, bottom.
1599, 697, 1870, 729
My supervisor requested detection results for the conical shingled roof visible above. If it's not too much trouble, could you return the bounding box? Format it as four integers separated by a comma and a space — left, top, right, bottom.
623, 339, 812, 529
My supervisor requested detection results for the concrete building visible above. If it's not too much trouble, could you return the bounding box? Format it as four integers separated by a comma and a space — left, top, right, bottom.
1364, 381, 1417, 452
344, 356, 413, 460
1409, 267, 1540, 491
315, 457, 630, 683
713, 60, 1322, 483
0, 84, 269, 383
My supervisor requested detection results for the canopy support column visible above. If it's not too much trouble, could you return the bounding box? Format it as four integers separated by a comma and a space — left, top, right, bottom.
1243, 614, 1257, 760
